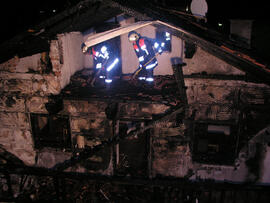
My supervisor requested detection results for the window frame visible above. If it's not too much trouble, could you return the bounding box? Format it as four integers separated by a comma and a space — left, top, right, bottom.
191, 120, 238, 165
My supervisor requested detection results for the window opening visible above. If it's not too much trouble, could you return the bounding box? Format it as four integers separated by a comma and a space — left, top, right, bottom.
31, 114, 71, 149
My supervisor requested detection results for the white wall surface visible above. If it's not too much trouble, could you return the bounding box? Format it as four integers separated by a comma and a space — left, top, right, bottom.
14, 54, 42, 73
0, 54, 42, 73
82, 28, 95, 69
59, 32, 84, 88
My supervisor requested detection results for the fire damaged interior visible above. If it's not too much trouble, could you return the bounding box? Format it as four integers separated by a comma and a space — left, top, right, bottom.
1, 0, 270, 202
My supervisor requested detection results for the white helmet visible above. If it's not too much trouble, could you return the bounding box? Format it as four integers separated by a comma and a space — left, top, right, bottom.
128, 31, 140, 42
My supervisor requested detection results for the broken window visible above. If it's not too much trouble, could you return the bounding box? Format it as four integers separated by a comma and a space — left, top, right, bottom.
30, 114, 71, 149
192, 122, 237, 165
115, 121, 150, 177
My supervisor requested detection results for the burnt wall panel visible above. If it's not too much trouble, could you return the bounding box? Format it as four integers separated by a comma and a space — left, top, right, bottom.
62, 99, 113, 174
70, 116, 105, 136
0, 42, 65, 166
63, 99, 108, 147
0, 128, 35, 165
63, 100, 107, 117
0, 79, 33, 94
186, 85, 234, 105
185, 78, 270, 121
0, 112, 30, 130
0, 74, 61, 96
152, 138, 192, 177
26, 97, 48, 113
240, 86, 270, 105
0, 95, 25, 112
151, 124, 193, 178
118, 103, 170, 120
189, 104, 234, 121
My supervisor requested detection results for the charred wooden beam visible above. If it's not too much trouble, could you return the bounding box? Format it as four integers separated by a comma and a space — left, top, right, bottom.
4, 172, 13, 198
1, 164, 270, 191
171, 58, 188, 106
183, 74, 258, 82
62, 97, 171, 105
127, 106, 185, 138
53, 177, 60, 201
19, 175, 28, 194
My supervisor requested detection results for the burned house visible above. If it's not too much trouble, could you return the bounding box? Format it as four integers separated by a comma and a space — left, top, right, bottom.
0, 0, 270, 201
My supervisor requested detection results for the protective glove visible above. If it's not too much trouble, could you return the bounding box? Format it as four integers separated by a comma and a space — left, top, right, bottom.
96, 63, 102, 69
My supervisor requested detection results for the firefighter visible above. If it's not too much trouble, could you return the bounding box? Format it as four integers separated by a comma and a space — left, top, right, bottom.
82, 42, 119, 84
128, 31, 167, 82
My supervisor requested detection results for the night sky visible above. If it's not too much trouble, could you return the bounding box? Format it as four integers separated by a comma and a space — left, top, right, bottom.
0, 0, 269, 44
0, 0, 77, 43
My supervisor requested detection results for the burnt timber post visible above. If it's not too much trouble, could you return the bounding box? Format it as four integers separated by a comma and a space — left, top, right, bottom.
171, 57, 188, 107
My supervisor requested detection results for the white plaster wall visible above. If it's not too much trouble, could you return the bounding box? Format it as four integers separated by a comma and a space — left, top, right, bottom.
121, 24, 182, 75
59, 32, 84, 88
14, 54, 42, 73
120, 18, 138, 74
0, 54, 42, 73
82, 28, 95, 69
156, 35, 182, 75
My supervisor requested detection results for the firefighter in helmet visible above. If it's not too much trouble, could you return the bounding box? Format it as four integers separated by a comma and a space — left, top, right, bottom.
128, 31, 164, 82
82, 42, 119, 84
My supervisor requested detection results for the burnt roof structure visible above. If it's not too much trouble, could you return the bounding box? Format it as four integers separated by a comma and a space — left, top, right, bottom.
1, 0, 270, 84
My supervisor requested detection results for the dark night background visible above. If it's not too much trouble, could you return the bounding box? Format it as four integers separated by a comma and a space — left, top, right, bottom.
0, 0, 269, 62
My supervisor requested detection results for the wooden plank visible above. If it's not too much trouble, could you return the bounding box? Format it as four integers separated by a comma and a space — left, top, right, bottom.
1, 165, 270, 193
83, 21, 154, 50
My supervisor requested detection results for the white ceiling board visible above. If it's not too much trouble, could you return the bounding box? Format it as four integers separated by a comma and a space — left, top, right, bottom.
83, 21, 154, 48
